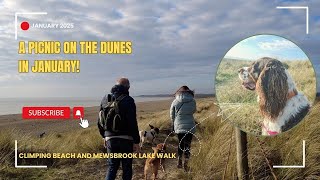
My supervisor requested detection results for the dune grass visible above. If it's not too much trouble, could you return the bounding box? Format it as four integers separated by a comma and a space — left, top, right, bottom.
215, 58, 317, 135
190, 99, 320, 180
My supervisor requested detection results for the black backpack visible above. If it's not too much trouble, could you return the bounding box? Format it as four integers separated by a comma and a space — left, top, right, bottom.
98, 94, 127, 132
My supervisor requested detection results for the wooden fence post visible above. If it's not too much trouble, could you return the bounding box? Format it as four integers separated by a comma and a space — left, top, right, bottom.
235, 128, 249, 180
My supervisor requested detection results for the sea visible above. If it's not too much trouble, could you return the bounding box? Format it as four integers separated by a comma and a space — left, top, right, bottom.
0, 97, 171, 115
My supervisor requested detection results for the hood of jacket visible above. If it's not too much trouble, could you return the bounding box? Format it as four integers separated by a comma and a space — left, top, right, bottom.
175, 92, 194, 103
111, 85, 129, 97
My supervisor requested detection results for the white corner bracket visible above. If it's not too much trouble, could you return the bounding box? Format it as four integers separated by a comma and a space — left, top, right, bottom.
15, 140, 47, 168
273, 140, 306, 168
276, 6, 309, 34
15, 12, 48, 40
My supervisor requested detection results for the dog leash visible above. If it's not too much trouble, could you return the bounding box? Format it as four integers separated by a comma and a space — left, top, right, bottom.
160, 158, 165, 172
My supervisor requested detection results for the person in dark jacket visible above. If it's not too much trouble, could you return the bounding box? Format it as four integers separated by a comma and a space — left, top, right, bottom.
170, 85, 196, 171
98, 77, 140, 180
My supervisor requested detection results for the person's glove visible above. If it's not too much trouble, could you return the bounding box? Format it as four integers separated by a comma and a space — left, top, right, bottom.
171, 125, 175, 136
103, 138, 107, 148
133, 144, 140, 152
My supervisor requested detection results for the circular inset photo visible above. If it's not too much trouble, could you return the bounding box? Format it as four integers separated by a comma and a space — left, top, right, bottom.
215, 34, 316, 136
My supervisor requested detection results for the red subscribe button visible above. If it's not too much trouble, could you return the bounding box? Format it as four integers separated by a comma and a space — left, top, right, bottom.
22, 107, 71, 119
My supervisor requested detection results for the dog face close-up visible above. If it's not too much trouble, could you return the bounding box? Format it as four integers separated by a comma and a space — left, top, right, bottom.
238, 57, 275, 91
238, 67, 255, 90
238, 57, 290, 119
149, 124, 160, 134
155, 143, 166, 152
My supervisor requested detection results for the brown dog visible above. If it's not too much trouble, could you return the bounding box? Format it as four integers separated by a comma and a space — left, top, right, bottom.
144, 143, 166, 180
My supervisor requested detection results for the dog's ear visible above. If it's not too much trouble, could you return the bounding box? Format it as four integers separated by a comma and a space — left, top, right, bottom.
156, 143, 163, 149
156, 143, 166, 151
154, 128, 160, 134
149, 124, 154, 129
256, 60, 288, 120
238, 68, 244, 73
152, 147, 157, 152
161, 144, 166, 150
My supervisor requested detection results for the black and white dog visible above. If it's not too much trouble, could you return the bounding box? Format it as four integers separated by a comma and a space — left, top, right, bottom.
139, 124, 160, 148
238, 57, 310, 135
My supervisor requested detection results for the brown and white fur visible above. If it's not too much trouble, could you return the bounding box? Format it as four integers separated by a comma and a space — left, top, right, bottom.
144, 143, 166, 180
238, 57, 310, 135
139, 124, 160, 148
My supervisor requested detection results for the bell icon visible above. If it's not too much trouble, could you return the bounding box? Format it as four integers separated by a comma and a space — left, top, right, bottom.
73, 107, 84, 119
76, 110, 81, 117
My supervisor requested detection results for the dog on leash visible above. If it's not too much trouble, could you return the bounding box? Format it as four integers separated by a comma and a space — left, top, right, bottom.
139, 124, 160, 148
238, 57, 310, 135
144, 143, 166, 180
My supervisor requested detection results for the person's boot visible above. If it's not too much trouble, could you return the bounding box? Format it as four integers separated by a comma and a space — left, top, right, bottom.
183, 158, 189, 172
177, 156, 182, 168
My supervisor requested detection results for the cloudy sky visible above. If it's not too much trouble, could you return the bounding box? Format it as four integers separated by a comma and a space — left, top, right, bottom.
225, 35, 309, 60
0, 0, 319, 98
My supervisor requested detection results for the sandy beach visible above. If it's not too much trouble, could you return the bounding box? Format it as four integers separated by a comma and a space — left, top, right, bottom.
0, 99, 173, 136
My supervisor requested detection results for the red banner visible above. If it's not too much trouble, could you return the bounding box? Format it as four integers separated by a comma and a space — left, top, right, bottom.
22, 107, 71, 119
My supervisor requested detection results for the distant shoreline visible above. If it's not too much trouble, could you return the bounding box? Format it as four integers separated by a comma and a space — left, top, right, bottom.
1, 92, 318, 99
137, 93, 214, 98
0, 93, 317, 115
0, 96, 173, 116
